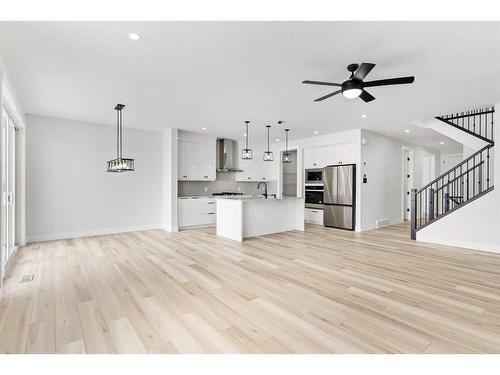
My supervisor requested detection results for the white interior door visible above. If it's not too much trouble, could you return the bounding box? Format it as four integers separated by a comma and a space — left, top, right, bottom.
1, 106, 17, 269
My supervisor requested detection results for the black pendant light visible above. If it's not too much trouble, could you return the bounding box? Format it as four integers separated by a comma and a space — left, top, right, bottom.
241, 120, 253, 159
107, 104, 135, 172
263, 125, 274, 161
282, 127, 292, 163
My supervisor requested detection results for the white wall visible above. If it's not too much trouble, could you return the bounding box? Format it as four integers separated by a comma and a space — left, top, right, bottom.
162, 128, 178, 232
26, 115, 163, 241
360, 130, 404, 230
417, 190, 500, 253
439, 152, 463, 174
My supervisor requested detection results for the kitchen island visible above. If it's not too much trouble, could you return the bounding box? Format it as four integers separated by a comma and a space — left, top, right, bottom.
216, 196, 305, 242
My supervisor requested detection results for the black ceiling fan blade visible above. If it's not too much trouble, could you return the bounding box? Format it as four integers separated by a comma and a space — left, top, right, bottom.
314, 90, 342, 102
359, 90, 375, 102
364, 76, 415, 87
353, 63, 376, 80
302, 80, 342, 87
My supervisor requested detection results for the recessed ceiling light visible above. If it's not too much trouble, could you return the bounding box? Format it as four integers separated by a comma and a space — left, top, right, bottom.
404, 129, 410, 133
243, 133, 247, 137
361, 114, 367, 119
202, 127, 207, 130
129, 33, 141, 41
440, 141, 445, 145
275, 138, 280, 142
314, 131, 319, 135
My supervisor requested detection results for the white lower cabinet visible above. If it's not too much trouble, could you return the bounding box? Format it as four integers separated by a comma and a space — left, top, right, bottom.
304, 208, 323, 225
178, 197, 217, 228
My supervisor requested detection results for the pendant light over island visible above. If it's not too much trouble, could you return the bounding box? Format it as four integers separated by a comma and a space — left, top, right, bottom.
241, 120, 253, 160
263, 124, 274, 161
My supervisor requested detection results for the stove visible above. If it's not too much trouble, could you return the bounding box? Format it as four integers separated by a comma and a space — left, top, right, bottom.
212, 192, 243, 196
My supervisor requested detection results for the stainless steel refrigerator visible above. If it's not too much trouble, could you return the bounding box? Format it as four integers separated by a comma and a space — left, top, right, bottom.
323, 164, 356, 230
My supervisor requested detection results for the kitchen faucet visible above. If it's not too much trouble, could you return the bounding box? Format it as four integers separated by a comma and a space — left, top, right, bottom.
257, 182, 268, 199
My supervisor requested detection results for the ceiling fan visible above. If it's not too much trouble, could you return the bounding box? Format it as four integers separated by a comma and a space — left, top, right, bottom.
302, 63, 414, 102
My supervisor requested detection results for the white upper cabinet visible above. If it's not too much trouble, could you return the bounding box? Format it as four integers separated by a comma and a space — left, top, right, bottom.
303, 147, 322, 169
304, 142, 357, 169
178, 131, 216, 181
235, 145, 275, 182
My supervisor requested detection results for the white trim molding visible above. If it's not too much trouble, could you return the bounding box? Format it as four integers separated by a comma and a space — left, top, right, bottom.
26, 224, 165, 243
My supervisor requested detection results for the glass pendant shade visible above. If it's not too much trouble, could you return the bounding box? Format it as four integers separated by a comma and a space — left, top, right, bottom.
263, 151, 274, 161
282, 128, 292, 163
263, 124, 273, 162
107, 104, 135, 172
241, 121, 253, 160
241, 148, 253, 159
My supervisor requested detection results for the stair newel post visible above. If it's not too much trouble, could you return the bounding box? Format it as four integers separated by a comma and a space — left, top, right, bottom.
411, 189, 417, 240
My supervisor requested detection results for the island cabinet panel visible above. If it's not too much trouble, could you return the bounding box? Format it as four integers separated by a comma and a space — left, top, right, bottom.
216, 198, 305, 242
178, 197, 216, 228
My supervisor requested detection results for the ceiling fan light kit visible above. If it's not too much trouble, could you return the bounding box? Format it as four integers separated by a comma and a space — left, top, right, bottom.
107, 104, 135, 173
303, 62, 414, 103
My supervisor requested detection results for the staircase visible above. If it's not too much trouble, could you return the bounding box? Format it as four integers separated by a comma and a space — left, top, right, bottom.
411, 107, 495, 240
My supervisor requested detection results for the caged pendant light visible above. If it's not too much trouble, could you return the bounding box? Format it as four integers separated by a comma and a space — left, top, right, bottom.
282, 127, 292, 163
263, 125, 274, 161
107, 104, 135, 172
241, 120, 253, 160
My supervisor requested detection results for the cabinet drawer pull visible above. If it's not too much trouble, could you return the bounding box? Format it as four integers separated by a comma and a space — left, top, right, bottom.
247, 177, 251, 179
207, 212, 215, 215
207, 202, 215, 204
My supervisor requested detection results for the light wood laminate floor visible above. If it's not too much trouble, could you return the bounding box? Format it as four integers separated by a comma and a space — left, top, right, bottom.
1, 223, 500, 354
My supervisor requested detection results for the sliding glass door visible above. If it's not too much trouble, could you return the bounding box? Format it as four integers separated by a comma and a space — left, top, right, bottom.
1, 106, 17, 269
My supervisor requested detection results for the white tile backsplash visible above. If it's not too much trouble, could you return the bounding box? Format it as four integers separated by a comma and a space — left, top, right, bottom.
178, 172, 276, 197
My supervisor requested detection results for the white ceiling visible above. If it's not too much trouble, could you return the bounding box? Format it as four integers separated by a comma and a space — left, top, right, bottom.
1, 21, 499, 152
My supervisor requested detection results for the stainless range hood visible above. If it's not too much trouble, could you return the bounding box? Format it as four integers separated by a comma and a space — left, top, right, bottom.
216, 139, 243, 172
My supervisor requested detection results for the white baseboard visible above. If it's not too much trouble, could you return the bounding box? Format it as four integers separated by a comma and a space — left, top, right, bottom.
26, 224, 164, 243
417, 234, 500, 254
360, 218, 403, 232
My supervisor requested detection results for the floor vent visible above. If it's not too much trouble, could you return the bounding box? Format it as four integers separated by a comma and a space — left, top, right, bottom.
376, 218, 390, 228
19, 274, 34, 283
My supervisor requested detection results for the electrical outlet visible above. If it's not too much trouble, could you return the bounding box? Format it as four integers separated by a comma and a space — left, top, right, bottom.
48, 223, 55, 229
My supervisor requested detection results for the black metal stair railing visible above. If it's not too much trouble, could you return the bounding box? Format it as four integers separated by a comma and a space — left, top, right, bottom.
411, 106, 495, 240
411, 144, 494, 239
436, 107, 495, 145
